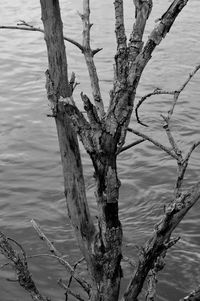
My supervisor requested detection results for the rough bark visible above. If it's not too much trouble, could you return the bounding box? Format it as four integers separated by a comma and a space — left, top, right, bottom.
40, 1, 123, 300
40, 0, 96, 283
0, 232, 47, 301
1, 1, 199, 301
123, 183, 200, 301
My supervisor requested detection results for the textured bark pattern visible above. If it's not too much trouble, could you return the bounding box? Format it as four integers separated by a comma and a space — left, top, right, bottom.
0, 232, 47, 301
40, 0, 96, 272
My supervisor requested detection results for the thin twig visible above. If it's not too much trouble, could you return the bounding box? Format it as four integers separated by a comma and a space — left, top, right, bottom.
118, 138, 145, 154
31, 219, 90, 295
135, 63, 200, 126
161, 114, 182, 160
58, 279, 86, 301
66, 257, 85, 301
0, 20, 102, 55
127, 128, 179, 160
174, 141, 200, 196
135, 89, 174, 126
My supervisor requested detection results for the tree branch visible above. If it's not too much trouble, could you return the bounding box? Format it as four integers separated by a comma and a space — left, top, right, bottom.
0, 232, 48, 301
40, 0, 96, 291
118, 138, 145, 154
80, 0, 105, 118
0, 21, 85, 52
129, 0, 152, 61
31, 220, 90, 295
0, 20, 102, 55
58, 279, 86, 301
136, 64, 200, 126
114, 0, 127, 51
124, 182, 200, 301
127, 128, 179, 160
128, 0, 189, 88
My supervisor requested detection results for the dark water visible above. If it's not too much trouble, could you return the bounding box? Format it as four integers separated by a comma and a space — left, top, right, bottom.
0, 1, 200, 300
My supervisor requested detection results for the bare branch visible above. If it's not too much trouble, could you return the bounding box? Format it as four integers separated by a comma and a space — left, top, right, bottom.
136, 63, 200, 125
65, 258, 85, 301
0, 22, 84, 52
129, 0, 152, 61
0, 232, 48, 301
81, 0, 105, 118
161, 114, 182, 160
179, 63, 200, 93
0, 21, 102, 56
58, 279, 86, 301
135, 89, 174, 126
127, 128, 179, 160
174, 141, 200, 196
118, 138, 145, 154
31, 220, 90, 295
124, 182, 200, 300
128, 0, 189, 90
80, 92, 101, 130
184, 141, 200, 164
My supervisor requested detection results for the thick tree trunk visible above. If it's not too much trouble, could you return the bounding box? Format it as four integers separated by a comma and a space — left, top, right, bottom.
40, 1, 122, 300
40, 0, 96, 277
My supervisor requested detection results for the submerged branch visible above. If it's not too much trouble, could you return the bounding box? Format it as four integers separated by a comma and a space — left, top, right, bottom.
31, 220, 90, 295
0, 232, 48, 301
124, 183, 200, 300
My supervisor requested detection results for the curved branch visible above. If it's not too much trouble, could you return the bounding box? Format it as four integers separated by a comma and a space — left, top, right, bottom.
135, 63, 200, 126
135, 89, 174, 126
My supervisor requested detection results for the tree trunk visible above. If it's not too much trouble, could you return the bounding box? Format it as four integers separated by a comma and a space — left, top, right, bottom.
40, 1, 123, 299
40, 0, 96, 278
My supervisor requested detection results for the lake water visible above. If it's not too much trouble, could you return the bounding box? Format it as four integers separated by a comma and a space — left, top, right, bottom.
0, 1, 200, 300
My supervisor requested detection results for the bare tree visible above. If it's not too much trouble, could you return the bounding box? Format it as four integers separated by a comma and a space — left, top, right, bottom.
0, 1, 200, 301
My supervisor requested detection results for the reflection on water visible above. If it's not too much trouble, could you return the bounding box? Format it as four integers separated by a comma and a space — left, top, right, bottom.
0, 1, 200, 300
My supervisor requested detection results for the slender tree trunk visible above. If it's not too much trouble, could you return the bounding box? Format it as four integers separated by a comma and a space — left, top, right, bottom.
40, 0, 96, 278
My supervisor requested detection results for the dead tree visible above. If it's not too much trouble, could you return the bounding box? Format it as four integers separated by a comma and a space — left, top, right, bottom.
0, 1, 200, 301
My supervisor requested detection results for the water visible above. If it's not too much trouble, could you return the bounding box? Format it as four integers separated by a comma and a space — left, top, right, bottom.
0, 1, 200, 300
